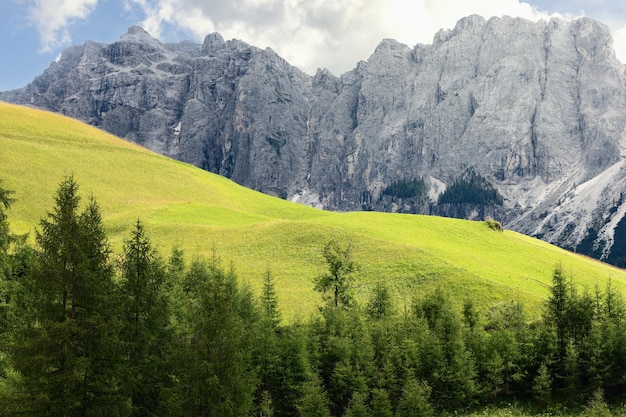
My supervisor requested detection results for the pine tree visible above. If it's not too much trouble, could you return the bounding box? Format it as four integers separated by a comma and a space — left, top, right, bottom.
0, 180, 14, 281
254, 268, 282, 413
366, 281, 393, 320
258, 390, 275, 417
176, 258, 257, 416
0, 181, 14, 338
532, 362, 552, 407
370, 388, 393, 417
583, 389, 612, 417
297, 374, 331, 417
545, 264, 570, 364
10, 176, 125, 416
118, 220, 173, 417
0, 180, 15, 407
314, 306, 373, 416
396, 376, 434, 417
273, 321, 311, 417
261, 267, 281, 327
343, 391, 370, 417
416, 288, 477, 408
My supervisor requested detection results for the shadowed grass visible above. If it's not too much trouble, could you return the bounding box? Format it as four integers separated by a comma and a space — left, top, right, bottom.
3, 101, 626, 320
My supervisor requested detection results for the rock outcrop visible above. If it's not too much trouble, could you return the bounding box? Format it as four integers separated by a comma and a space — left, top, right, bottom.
3, 16, 626, 264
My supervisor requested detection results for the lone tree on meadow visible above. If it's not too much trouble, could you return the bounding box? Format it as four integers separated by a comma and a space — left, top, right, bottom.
314, 239, 357, 308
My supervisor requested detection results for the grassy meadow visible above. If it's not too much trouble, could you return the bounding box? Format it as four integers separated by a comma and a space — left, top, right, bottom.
2, 101, 626, 320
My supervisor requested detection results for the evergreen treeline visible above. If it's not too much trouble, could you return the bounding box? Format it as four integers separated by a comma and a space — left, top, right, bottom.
0, 177, 624, 416
438, 168, 504, 206
381, 178, 428, 200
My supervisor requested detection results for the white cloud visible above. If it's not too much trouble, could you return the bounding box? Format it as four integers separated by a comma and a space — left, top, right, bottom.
22, 0, 98, 52
125, 0, 570, 75
614, 25, 626, 64
29, 0, 623, 74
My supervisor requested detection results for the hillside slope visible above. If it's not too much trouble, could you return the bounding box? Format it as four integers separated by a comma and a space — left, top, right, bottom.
2, 102, 626, 318
3, 16, 626, 265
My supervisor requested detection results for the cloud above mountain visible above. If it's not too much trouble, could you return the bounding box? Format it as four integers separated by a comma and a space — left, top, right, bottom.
124, 0, 558, 75
18, 0, 626, 75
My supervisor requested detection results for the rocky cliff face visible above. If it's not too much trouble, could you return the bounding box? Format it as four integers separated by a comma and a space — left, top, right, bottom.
3, 17, 626, 264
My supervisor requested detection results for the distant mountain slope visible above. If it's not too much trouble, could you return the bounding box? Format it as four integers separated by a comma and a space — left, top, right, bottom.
3, 102, 626, 318
3, 16, 626, 265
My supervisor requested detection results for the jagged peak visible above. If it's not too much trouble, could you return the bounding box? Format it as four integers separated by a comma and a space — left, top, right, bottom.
118, 25, 160, 45
373, 38, 410, 53
455, 14, 487, 31
126, 25, 150, 36
202, 32, 225, 54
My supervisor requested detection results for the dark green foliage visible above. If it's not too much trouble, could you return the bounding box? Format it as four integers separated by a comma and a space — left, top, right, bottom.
381, 177, 427, 200
414, 288, 477, 408
543, 265, 596, 398
254, 269, 282, 414
314, 239, 357, 308
118, 220, 173, 417
0, 181, 15, 404
532, 362, 553, 406
366, 281, 393, 320
258, 390, 274, 417
0, 180, 14, 280
272, 322, 311, 417
545, 264, 571, 364
438, 168, 504, 206
583, 389, 612, 417
173, 258, 258, 417
261, 267, 281, 327
370, 388, 393, 417
297, 375, 332, 417
9, 176, 125, 416
396, 377, 434, 417
312, 306, 374, 416
343, 391, 369, 417
462, 299, 480, 330
7, 177, 626, 415
0, 181, 14, 336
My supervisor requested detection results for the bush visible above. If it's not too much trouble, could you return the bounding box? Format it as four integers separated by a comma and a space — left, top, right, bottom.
486, 218, 503, 232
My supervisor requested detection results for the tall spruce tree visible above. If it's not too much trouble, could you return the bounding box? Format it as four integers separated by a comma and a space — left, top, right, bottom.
9, 176, 124, 417
0, 181, 14, 331
176, 258, 257, 416
119, 220, 172, 417
0, 181, 15, 390
254, 268, 282, 413
0, 180, 13, 282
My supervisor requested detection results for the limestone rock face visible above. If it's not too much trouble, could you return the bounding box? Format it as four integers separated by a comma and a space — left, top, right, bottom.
4, 16, 626, 264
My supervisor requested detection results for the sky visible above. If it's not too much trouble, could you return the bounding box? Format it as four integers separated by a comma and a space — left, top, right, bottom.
1, 0, 625, 91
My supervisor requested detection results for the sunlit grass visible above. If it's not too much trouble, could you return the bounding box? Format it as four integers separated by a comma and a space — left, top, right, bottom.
3, 101, 626, 320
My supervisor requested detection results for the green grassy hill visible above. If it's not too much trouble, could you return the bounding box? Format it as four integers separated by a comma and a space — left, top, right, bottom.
2, 101, 626, 319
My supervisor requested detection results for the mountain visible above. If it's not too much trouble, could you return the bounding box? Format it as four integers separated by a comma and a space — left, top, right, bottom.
4, 101, 626, 319
3, 16, 626, 265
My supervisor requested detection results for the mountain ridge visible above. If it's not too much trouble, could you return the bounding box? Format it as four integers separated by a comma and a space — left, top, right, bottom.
3, 15, 626, 265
